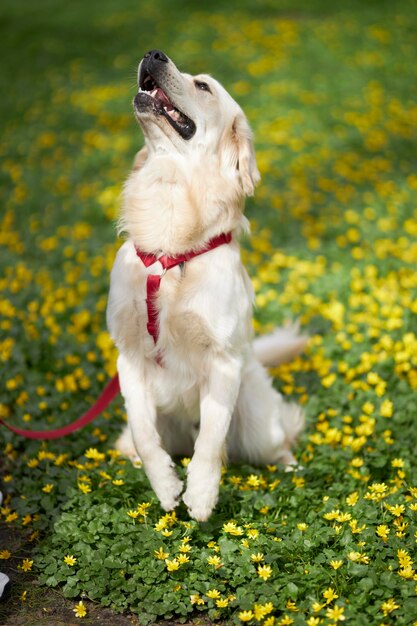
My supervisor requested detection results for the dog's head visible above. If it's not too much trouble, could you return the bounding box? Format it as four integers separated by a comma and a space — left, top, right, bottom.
133, 50, 260, 196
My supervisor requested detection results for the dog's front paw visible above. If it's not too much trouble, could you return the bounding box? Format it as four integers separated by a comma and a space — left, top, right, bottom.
183, 460, 220, 522
146, 458, 183, 512
157, 472, 183, 512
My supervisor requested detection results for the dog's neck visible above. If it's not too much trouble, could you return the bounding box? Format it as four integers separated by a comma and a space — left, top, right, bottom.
119, 153, 246, 255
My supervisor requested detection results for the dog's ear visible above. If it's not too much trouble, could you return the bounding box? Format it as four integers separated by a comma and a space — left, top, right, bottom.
132, 145, 148, 172
225, 112, 260, 197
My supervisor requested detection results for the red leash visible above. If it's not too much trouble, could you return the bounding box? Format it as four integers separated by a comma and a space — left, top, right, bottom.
0, 375, 120, 440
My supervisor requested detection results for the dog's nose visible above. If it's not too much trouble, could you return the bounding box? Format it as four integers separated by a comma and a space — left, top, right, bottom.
144, 50, 169, 63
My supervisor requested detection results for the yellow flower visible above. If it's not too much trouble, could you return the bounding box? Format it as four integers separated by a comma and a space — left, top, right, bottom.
349, 519, 366, 534
322, 373, 336, 388
257, 564, 273, 580
286, 599, 298, 611
155, 518, 168, 531
362, 401, 374, 415
376, 524, 390, 541
206, 589, 221, 599
365, 482, 388, 501
398, 566, 415, 579
207, 555, 223, 568
190, 594, 205, 605
306, 618, 320, 626
73, 601, 87, 618
0, 550, 12, 560
250, 552, 264, 563
78, 483, 91, 494
137, 502, 151, 516
292, 476, 305, 488
127, 510, 139, 519
325, 605, 345, 621
322, 587, 338, 604
380, 399, 393, 417
330, 560, 343, 569
247, 528, 259, 539
254, 604, 268, 620
154, 547, 169, 560
20, 559, 33, 572
179, 543, 191, 553
381, 598, 399, 616
386, 503, 405, 516
297, 523, 308, 531
239, 610, 254, 622
278, 616, 294, 625
311, 601, 325, 612
397, 548, 412, 567
324, 509, 340, 520
176, 554, 190, 565
253, 602, 274, 620
84, 448, 105, 462
223, 521, 244, 535
165, 558, 180, 571
391, 458, 404, 468
247, 474, 261, 487
336, 512, 351, 523
216, 598, 229, 608
347, 551, 369, 564
64, 555, 77, 566
112, 479, 124, 486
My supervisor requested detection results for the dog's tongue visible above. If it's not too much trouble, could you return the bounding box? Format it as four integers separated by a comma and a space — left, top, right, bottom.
151, 87, 174, 111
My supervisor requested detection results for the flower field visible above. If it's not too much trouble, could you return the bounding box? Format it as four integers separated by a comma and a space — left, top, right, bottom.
1, 0, 417, 624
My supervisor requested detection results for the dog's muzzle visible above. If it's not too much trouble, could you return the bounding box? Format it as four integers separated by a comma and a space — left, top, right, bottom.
134, 50, 196, 140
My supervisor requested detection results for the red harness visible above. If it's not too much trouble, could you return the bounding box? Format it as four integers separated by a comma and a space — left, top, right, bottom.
135, 232, 232, 344
0, 232, 232, 439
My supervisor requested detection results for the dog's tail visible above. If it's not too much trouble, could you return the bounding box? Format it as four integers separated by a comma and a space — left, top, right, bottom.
253, 322, 308, 368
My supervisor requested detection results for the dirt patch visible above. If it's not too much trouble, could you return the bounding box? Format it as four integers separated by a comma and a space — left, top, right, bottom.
0, 523, 214, 626
0, 522, 138, 626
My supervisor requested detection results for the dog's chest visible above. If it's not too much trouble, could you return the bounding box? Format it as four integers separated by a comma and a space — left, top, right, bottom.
134, 260, 214, 356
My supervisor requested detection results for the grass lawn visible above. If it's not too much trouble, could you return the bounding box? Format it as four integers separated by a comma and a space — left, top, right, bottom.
1, 0, 417, 624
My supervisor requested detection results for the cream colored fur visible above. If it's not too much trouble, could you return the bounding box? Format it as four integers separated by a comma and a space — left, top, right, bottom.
107, 52, 306, 521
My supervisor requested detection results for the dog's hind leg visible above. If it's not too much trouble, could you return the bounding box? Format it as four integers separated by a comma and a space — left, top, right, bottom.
227, 356, 304, 468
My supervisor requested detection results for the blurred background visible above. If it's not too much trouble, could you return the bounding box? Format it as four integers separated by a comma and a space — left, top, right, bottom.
1, 0, 417, 432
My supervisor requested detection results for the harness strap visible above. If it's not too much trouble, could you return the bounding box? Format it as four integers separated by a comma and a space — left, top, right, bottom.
146, 273, 162, 342
135, 232, 232, 345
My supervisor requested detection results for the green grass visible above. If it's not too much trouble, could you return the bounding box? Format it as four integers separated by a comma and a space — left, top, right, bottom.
1, 0, 417, 624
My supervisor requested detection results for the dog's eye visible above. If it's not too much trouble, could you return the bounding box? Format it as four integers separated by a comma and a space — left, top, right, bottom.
194, 80, 211, 93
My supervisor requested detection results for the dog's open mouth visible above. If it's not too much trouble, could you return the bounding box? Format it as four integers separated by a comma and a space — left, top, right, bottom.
135, 71, 196, 140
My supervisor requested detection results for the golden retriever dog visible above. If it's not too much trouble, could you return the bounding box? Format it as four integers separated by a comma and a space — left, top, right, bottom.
107, 50, 306, 521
